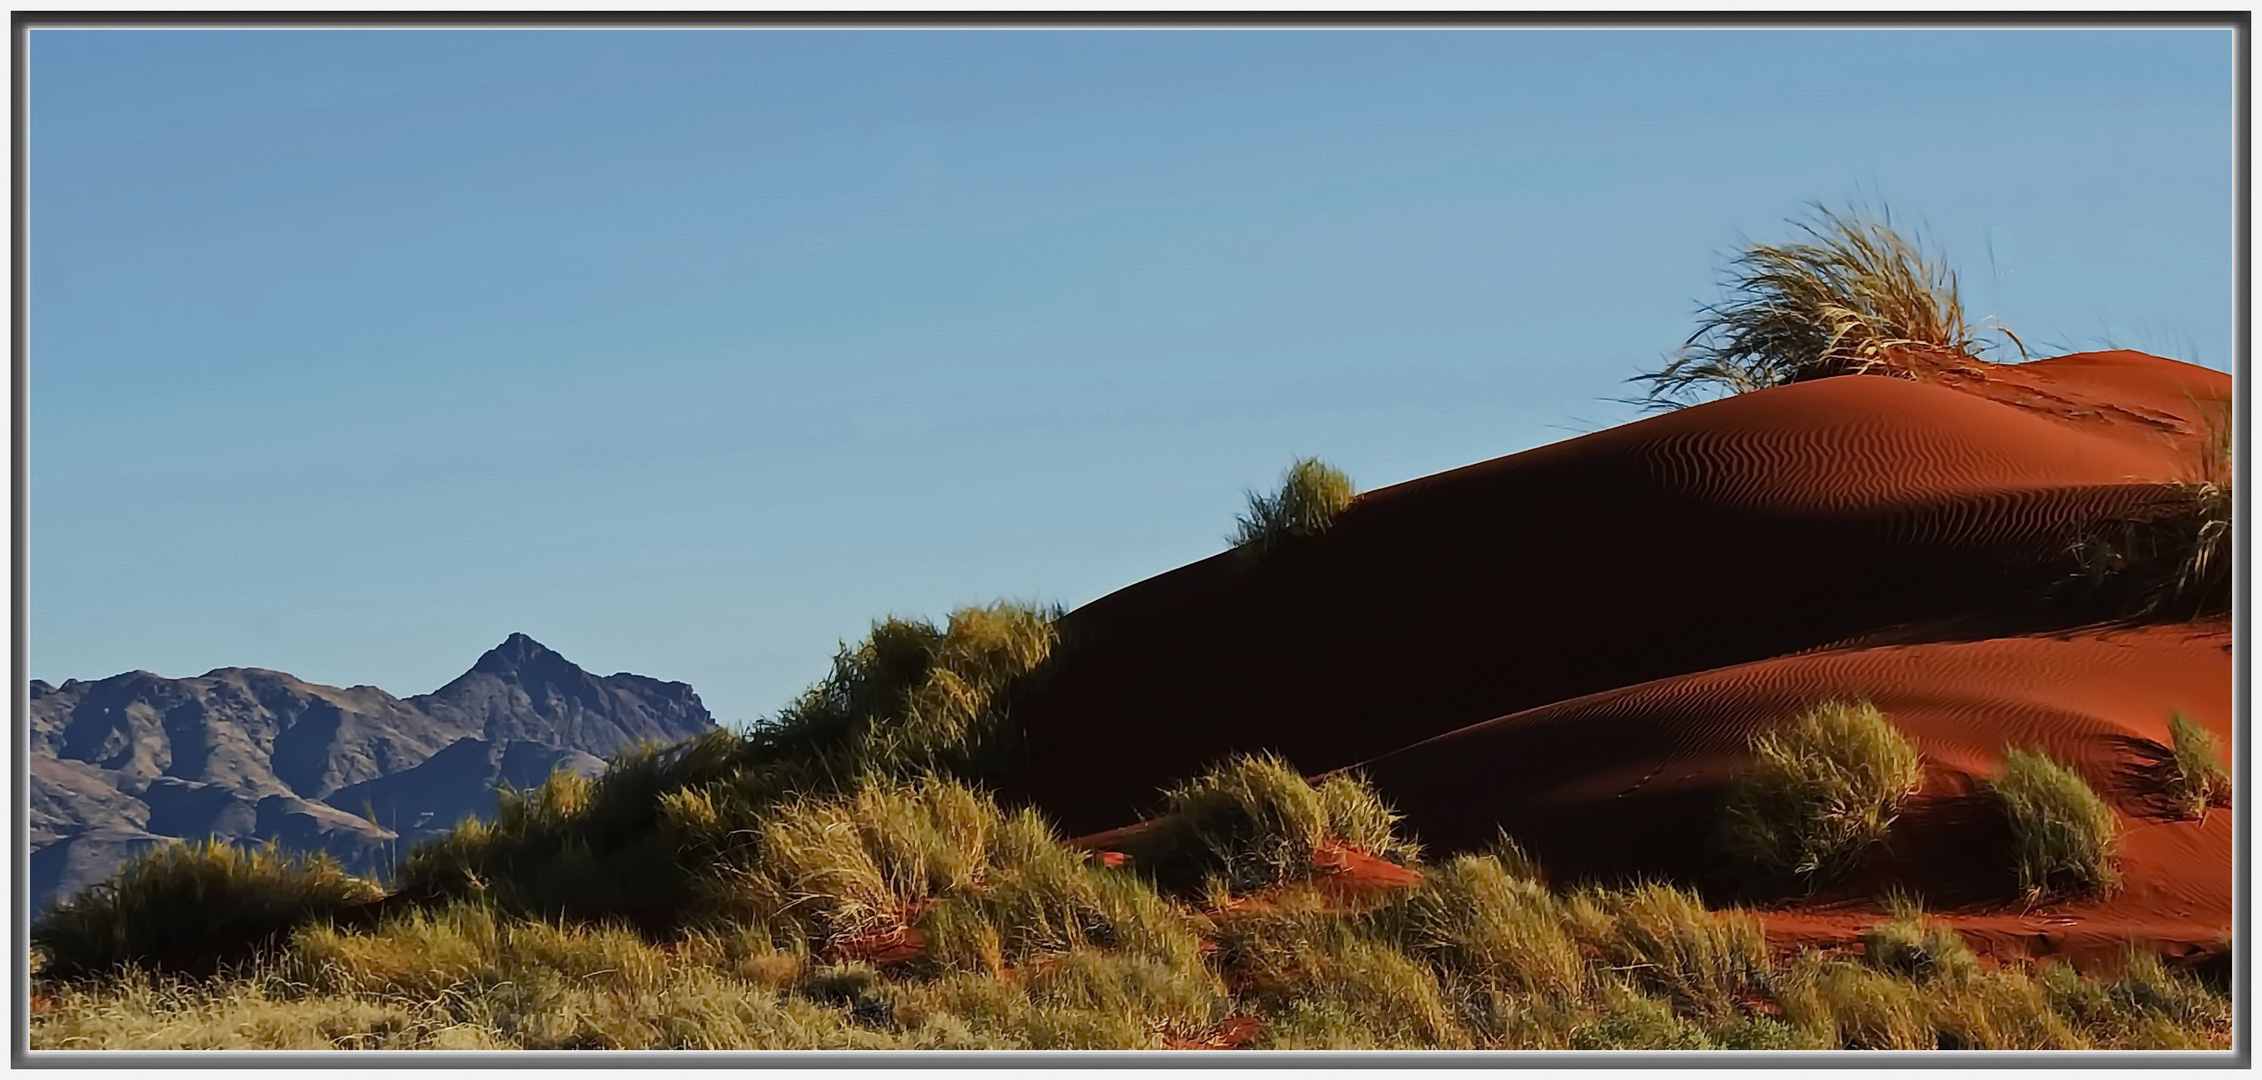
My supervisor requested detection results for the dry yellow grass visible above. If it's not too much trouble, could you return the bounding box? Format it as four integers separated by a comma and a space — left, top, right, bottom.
1641, 205, 2008, 406
30, 704, 2227, 1053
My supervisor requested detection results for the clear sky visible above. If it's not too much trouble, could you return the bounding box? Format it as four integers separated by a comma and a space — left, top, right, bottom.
28, 25, 2236, 726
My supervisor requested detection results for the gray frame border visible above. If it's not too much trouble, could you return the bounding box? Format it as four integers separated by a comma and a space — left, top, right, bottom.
10, 9, 2249, 1070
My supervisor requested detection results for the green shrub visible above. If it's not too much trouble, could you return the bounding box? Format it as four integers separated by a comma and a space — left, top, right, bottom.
1640, 205, 2006, 406
1571, 992, 1715, 1050
695, 774, 1215, 1000
1364, 855, 1584, 1007
1923, 967, 2079, 1050
33, 840, 382, 981
2036, 949, 2233, 1049
1238, 922, 1469, 1050
1561, 882, 1772, 1028
1721, 699, 1923, 885
2163, 713, 2231, 820
1993, 749, 2119, 900
1116, 754, 1419, 895
1857, 897, 1980, 985
1231, 458, 1356, 551
754, 601, 1060, 785
391, 602, 1059, 926
1777, 956, 1932, 1050
393, 728, 756, 921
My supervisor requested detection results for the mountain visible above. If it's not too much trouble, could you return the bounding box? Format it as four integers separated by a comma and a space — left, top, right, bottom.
28, 635, 715, 913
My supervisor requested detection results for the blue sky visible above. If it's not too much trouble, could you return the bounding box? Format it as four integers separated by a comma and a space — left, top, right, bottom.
29, 26, 2236, 725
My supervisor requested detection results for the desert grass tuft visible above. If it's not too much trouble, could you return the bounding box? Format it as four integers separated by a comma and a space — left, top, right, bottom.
1640, 204, 2000, 407
1992, 749, 2119, 900
2062, 398, 2232, 620
2162, 713, 2232, 821
1226, 917, 1469, 1050
1561, 882, 1772, 1028
1117, 754, 1419, 896
1857, 896, 1980, 985
1720, 699, 1923, 887
1570, 990, 1716, 1050
32, 839, 383, 982
694, 773, 1217, 1010
1231, 458, 1357, 552
2063, 487, 2234, 620
1776, 955, 1935, 1050
754, 601, 1061, 787
1359, 855, 1590, 1045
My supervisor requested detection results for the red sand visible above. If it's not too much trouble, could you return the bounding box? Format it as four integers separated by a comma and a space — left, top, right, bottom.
1348, 620, 2230, 963
999, 350, 2229, 968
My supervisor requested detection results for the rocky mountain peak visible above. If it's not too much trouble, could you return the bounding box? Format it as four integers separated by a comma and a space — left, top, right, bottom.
29, 636, 717, 915
469, 632, 566, 676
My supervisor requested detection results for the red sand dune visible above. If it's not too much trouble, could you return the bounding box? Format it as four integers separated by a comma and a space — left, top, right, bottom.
1347, 620, 2231, 962
999, 351, 2227, 838
995, 350, 2229, 967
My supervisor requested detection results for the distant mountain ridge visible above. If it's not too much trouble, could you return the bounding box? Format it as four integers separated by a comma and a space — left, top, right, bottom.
28, 635, 716, 913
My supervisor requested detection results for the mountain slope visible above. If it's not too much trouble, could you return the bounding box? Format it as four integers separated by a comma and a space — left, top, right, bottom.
27, 635, 715, 913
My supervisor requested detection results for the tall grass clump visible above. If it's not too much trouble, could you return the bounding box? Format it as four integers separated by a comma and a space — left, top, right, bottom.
700, 776, 1214, 987
2063, 397, 2232, 620
1720, 699, 1923, 887
1993, 749, 2119, 900
746, 601, 1060, 794
1560, 883, 1773, 1028
2038, 947, 2236, 1049
1640, 205, 2008, 407
1230, 458, 1356, 552
2063, 489, 2233, 620
393, 602, 1059, 925
2162, 713, 2231, 821
33, 840, 383, 981
1359, 855, 1590, 1046
1857, 896, 1981, 986
1116, 754, 1419, 895
392, 730, 751, 923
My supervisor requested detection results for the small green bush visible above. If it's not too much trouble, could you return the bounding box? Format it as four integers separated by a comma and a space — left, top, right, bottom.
755, 601, 1060, 786
1116, 754, 1419, 895
1234, 921, 1469, 1050
1571, 992, 1715, 1050
2164, 713, 2231, 821
1993, 749, 2119, 900
1721, 699, 1923, 885
1858, 897, 1980, 985
33, 840, 383, 981
1364, 855, 1583, 1006
697, 774, 1214, 998
1777, 955, 1933, 1050
1230, 458, 1356, 551
1561, 882, 1772, 1028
